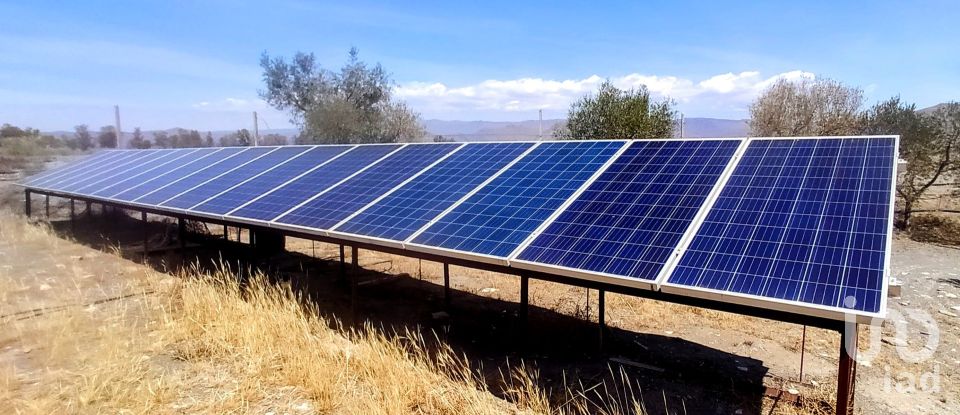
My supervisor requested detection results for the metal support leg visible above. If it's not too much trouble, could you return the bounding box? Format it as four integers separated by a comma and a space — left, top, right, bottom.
351, 246, 359, 320
223, 224, 228, 239
339, 244, 345, 279
141, 211, 148, 262
598, 289, 606, 351
520, 275, 529, 333
178, 218, 186, 250
45, 195, 50, 219
443, 263, 451, 310
24, 190, 32, 218
836, 324, 858, 415
69, 199, 75, 230
85, 201, 91, 217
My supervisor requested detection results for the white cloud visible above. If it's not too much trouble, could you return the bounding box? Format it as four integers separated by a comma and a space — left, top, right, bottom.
396, 70, 815, 119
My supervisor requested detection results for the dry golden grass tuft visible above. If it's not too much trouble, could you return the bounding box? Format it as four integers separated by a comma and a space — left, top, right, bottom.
1, 214, 653, 414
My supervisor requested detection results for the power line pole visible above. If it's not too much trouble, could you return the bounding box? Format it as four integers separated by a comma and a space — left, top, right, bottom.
538, 109, 543, 140
252, 111, 259, 146
114, 105, 123, 148
679, 113, 684, 138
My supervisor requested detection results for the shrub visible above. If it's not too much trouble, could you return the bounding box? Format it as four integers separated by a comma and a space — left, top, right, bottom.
910, 214, 960, 246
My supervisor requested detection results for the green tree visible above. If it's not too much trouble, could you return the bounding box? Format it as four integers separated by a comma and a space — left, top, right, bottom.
555, 81, 675, 140
97, 126, 117, 148
74, 124, 94, 151
219, 129, 252, 147
860, 97, 956, 229
153, 131, 172, 148
0, 123, 26, 138
260, 48, 425, 144
259, 133, 287, 145
749, 77, 864, 136
204, 131, 214, 147
129, 127, 151, 149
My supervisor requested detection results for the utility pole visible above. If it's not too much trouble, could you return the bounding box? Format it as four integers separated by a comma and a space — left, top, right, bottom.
252, 111, 259, 146
114, 105, 123, 148
679, 113, 684, 138
538, 109, 543, 140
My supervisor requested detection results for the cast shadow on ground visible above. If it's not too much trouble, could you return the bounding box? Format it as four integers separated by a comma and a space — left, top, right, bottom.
43, 208, 774, 414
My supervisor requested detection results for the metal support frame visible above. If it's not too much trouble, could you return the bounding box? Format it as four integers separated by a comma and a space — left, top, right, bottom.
178, 217, 186, 250
598, 289, 606, 351
520, 275, 529, 332
85, 201, 91, 217
443, 263, 451, 310
24, 189, 31, 217
44, 195, 49, 218
21, 189, 862, 413
223, 224, 228, 239
69, 198, 75, 230
836, 323, 858, 415
141, 211, 148, 262
339, 244, 346, 280
351, 246, 359, 321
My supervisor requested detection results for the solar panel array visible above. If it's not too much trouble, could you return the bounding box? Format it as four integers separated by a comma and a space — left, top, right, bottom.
21, 136, 897, 321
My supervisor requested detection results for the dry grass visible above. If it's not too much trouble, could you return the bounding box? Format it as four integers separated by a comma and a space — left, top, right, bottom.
0, 215, 655, 414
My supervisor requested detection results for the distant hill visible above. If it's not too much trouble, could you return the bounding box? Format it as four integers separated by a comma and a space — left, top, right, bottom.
424, 117, 749, 141
919, 103, 955, 114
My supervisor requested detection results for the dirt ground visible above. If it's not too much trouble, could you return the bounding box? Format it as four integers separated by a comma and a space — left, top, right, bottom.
1, 164, 958, 414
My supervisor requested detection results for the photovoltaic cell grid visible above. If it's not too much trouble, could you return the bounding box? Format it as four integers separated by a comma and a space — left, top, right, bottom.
228, 144, 399, 221
163, 146, 312, 210
110, 148, 222, 201
411, 140, 625, 257
516, 139, 740, 281
26, 150, 121, 188
277, 143, 460, 229
91, 149, 198, 197
335, 142, 533, 241
135, 147, 267, 205
47, 150, 161, 192
35, 150, 144, 189
192, 145, 352, 215
666, 137, 895, 314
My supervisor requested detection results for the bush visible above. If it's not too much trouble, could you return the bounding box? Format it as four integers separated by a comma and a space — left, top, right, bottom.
910, 214, 960, 246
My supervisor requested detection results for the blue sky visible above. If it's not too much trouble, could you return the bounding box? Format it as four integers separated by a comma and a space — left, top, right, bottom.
1, 0, 957, 131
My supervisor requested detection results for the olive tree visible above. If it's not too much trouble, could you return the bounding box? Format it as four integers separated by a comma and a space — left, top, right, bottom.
555, 81, 675, 140
861, 98, 957, 229
749, 77, 864, 137
260, 48, 425, 144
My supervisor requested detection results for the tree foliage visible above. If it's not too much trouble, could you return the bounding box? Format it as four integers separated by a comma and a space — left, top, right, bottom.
219, 129, 252, 147
555, 81, 675, 140
260, 48, 425, 144
97, 126, 117, 148
73, 125, 94, 151
749, 77, 864, 136
129, 127, 151, 149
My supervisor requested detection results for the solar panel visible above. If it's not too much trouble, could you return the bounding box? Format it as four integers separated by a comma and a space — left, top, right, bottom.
87, 149, 200, 196
109, 148, 223, 201
193, 145, 352, 215
409, 140, 626, 259
274, 143, 461, 230
227, 144, 400, 221
162, 146, 312, 210
513, 139, 741, 285
25, 150, 123, 188
51, 150, 165, 193
663, 137, 895, 316
135, 147, 269, 205
333, 142, 534, 241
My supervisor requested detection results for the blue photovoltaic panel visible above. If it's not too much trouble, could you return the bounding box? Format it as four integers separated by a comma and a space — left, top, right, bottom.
667, 137, 895, 314
25, 150, 123, 187
517, 139, 740, 280
135, 147, 267, 205
109, 148, 222, 201
335, 142, 533, 240
52, 150, 163, 193
411, 140, 624, 258
86, 149, 198, 196
276, 143, 460, 229
193, 145, 352, 215
163, 146, 312, 210
40, 150, 158, 191
229, 144, 399, 221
